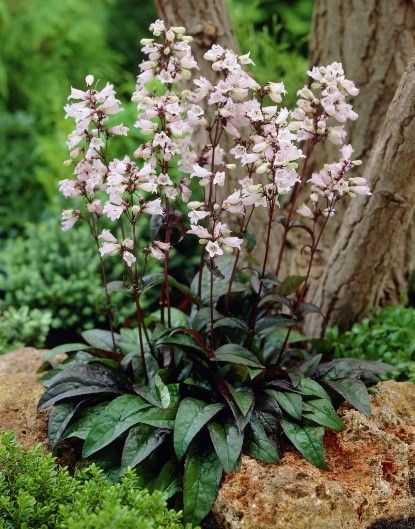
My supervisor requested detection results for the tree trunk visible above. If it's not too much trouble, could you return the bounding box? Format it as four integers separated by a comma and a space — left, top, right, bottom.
247, 0, 415, 282
306, 56, 415, 336
155, 0, 239, 81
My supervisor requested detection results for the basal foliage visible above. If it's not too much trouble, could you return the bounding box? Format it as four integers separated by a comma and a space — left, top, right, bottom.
39, 20, 390, 525
0, 432, 193, 529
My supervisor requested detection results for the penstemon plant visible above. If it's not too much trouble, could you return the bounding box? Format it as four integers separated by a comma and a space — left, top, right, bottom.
39, 20, 390, 525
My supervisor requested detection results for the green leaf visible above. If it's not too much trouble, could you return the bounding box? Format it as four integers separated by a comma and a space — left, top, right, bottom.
143, 273, 203, 308
212, 344, 264, 368
64, 403, 108, 440
325, 378, 371, 417
81, 329, 121, 352
255, 315, 296, 335
282, 420, 329, 470
138, 406, 177, 429
174, 398, 224, 460
277, 275, 306, 296
82, 394, 153, 457
208, 422, 243, 473
156, 332, 203, 352
265, 389, 302, 420
247, 416, 280, 463
151, 459, 182, 500
48, 402, 82, 449
155, 373, 171, 409
299, 378, 331, 401
121, 424, 169, 469
183, 449, 222, 524
302, 398, 344, 430
191, 307, 221, 332
228, 385, 254, 417
213, 317, 249, 332
148, 307, 189, 328
316, 358, 393, 381
43, 343, 87, 363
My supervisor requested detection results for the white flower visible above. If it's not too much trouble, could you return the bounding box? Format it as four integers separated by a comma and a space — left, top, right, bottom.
187, 225, 211, 239
122, 251, 136, 267
206, 240, 223, 258
99, 229, 120, 256
149, 240, 171, 261
61, 209, 80, 231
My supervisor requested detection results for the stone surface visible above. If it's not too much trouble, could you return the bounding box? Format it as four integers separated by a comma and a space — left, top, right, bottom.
213, 381, 415, 529
0, 348, 49, 449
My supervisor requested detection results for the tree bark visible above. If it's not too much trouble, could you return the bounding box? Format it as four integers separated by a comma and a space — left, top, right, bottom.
306, 56, 415, 336
155, 0, 239, 81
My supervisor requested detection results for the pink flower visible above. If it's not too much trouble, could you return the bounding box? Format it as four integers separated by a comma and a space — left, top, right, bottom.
61, 210, 80, 231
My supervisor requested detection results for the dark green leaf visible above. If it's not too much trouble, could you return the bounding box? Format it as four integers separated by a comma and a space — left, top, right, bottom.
302, 398, 344, 430
83, 394, 153, 457
325, 378, 371, 417
191, 307, 221, 332
212, 344, 264, 368
183, 449, 222, 524
298, 354, 322, 376
48, 401, 82, 449
38, 384, 122, 411
265, 389, 302, 420
228, 386, 254, 417
138, 406, 177, 429
121, 423, 169, 469
81, 329, 121, 352
316, 358, 393, 381
256, 315, 296, 335
282, 420, 329, 470
64, 403, 108, 440
151, 459, 182, 499
43, 343, 87, 363
299, 378, 331, 401
174, 398, 224, 460
277, 275, 306, 296
213, 317, 249, 332
247, 416, 280, 463
296, 302, 321, 317
208, 422, 243, 473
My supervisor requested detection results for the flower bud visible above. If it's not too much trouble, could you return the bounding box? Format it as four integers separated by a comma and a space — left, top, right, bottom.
140, 38, 154, 46
187, 201, 204, 209
256, 163, 270, 175
225, 163, 236, 170
181, 68, 191, 80
252, 141, 268, 153
352, 159, 363, 166
85, 74, 94, 86
172, 26, 186, 34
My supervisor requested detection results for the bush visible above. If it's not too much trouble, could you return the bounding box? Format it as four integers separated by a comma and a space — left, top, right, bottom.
0, 305, 52, 354
320, 305, 415, 383
0, 432, 193, 529
0, 219, 125, 333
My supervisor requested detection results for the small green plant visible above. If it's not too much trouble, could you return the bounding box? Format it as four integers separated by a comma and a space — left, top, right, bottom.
0, 305, 52, 354
0, 432, 194, 529
319, 305, 415, 383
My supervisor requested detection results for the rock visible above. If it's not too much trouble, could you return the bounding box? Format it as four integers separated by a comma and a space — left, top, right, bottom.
0, 348, 49, 449
213, 381, 415, 529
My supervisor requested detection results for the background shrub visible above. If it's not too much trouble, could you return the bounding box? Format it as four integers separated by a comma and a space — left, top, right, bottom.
320, 305, 415, 383
0, 432, 193, 529
0, 306, 52, 354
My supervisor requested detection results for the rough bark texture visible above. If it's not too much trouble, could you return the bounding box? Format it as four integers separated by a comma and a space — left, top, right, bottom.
155, 0, 239, 80
306, 56, 415, 335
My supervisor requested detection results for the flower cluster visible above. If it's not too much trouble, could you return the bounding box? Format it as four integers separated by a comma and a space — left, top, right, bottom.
58, 18, 369, 294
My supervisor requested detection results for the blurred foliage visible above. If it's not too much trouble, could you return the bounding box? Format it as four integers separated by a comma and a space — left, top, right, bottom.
229, 0, 313, 106
0, 219, 132, 335
0, 305, 52, 354
318, 305, 415, 383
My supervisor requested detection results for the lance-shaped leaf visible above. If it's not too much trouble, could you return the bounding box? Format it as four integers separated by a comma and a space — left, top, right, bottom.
183, 449, 222, 524
64, 403, 108, 440
43, 343, 88, 363
212, 344, 264, 368
265, 389, 302, 421
302, 398, 344, 430
121, 423, 169, 469
325, 378, 371, 417
174, 398, 224, 460
247, 416, 280, 463
228, 385, 254, 417
81, 329, 122, 352
208, 422, 243, 473
48, 401, 84, 449
82, 394, 153, 457
282, 420, 329, 470
151, 459, 182, 500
